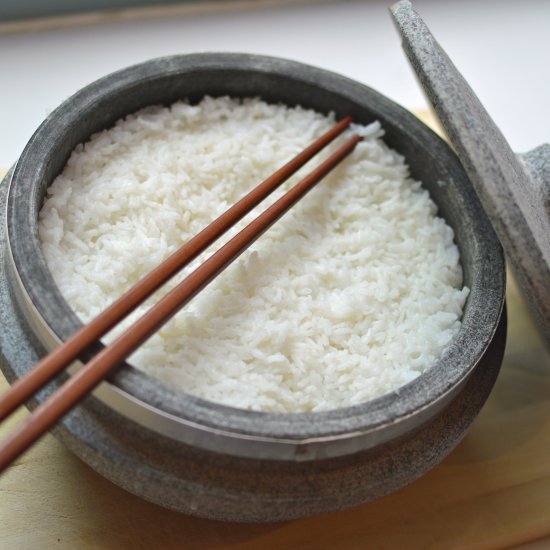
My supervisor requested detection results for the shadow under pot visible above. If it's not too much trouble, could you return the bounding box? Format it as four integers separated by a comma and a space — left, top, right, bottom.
0, 53, 506, 522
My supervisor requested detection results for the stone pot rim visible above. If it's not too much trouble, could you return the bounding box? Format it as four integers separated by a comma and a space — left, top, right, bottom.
4, 52, 505, 460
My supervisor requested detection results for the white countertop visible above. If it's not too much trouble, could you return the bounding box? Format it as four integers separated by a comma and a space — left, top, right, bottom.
0, 0, 548, 168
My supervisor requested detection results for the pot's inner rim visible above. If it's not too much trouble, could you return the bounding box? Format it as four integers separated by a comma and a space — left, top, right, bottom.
4, 54, 506, 450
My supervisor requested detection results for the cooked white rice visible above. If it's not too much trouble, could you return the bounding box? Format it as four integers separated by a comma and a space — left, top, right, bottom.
38, 96, 469, 413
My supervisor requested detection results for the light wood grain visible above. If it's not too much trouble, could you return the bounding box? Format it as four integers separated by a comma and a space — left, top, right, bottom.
1, 116, 549, 548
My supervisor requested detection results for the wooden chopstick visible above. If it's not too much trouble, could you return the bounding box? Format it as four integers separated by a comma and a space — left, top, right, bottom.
0, 126, 361, 473
0, 115, 353, 424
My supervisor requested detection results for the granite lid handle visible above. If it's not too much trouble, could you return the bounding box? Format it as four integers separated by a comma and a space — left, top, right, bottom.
390, 0, 550, 347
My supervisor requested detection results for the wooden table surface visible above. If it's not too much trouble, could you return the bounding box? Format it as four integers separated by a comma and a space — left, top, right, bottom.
1, 133, 550, 549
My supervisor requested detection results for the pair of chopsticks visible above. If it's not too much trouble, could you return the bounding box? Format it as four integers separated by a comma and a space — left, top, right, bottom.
0, 116, 360, 473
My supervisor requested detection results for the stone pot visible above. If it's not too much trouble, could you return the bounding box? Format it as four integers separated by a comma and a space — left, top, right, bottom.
0, 53, 506, 522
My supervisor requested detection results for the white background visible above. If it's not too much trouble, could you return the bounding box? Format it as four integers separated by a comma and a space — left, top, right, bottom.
0, 0, 549, 168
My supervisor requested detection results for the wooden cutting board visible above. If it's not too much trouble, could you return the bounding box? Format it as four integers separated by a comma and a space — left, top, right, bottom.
1, 113, 549, 548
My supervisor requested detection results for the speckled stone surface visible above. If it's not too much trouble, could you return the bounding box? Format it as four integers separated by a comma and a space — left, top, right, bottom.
1, 51, 506, 521
391, 0, 550, 347
0, 201, 507, 520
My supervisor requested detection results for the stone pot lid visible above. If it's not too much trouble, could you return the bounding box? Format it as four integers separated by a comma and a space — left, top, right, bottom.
391, 1, 550, 348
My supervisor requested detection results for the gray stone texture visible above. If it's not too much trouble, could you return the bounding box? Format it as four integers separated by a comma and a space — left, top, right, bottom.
1, 47, 506, 521
391, 0, 550, 347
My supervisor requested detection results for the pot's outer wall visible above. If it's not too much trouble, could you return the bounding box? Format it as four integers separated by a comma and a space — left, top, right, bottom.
0, 191, 507, 520
1, 53, 506, 520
